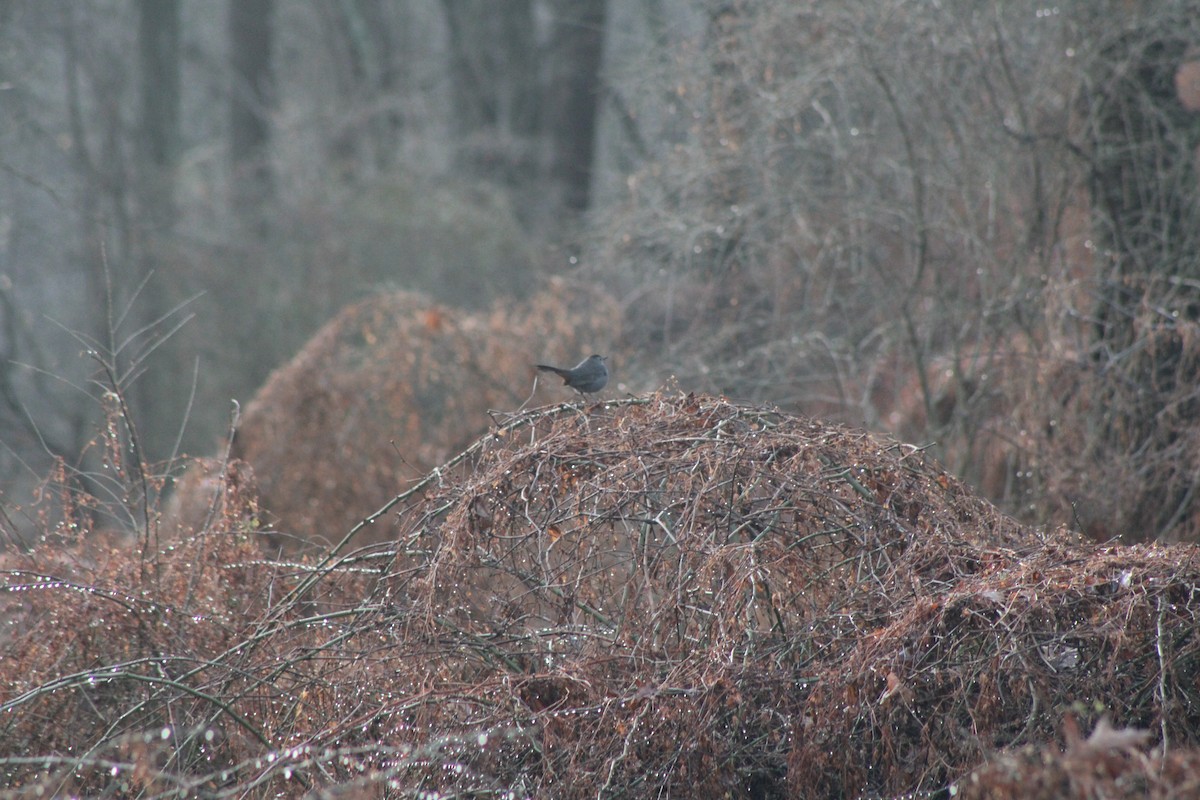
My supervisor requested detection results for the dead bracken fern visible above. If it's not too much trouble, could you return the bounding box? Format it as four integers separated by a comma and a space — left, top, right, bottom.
953, 714, 1200, 799
221, 279, 619, 554
3, 392, 1200, 798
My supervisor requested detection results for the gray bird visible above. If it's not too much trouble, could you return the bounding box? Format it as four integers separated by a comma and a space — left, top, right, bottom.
536, 354, 609, 395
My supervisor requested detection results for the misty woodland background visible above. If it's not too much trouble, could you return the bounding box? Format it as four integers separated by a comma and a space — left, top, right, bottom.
4, 2, 1200, 798
2, 0, 1200, 544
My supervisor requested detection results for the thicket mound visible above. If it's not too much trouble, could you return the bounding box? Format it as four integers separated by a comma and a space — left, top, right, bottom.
191, 279, 618, 552
4, 393, 1199, 799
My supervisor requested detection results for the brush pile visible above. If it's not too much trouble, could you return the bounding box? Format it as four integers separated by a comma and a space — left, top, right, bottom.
3, 392, 1199, 798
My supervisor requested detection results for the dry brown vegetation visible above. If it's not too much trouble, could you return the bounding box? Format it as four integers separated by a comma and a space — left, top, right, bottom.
4, 391, 1199, 798
879, 276, 1200, 544
173, 279, 620, 553
8, 5, 1200, 795
589, 3, 1200, 546
956, 715, 1200, 800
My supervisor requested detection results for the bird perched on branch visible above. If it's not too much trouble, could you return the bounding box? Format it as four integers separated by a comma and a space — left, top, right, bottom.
536, 354, 609, 395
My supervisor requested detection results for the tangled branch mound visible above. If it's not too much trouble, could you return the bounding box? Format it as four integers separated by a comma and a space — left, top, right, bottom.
4, 393, 1200, 798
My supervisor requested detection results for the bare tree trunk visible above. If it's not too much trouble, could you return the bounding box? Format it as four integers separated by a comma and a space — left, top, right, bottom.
229, 0, 276, 232
542, 0, 608, 214
131, 0, 184, 462
138, 0, 181, 232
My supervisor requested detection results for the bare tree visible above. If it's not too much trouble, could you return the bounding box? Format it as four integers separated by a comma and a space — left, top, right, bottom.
137, 0, 181, 231
440, 0, 538, 185
318, 0, 408, 177
229, 0, 276, 230
590, 0, 1200, 540
439, 0, 609, 227
1076, 17, 1200, 539
542, 0, 608, 214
